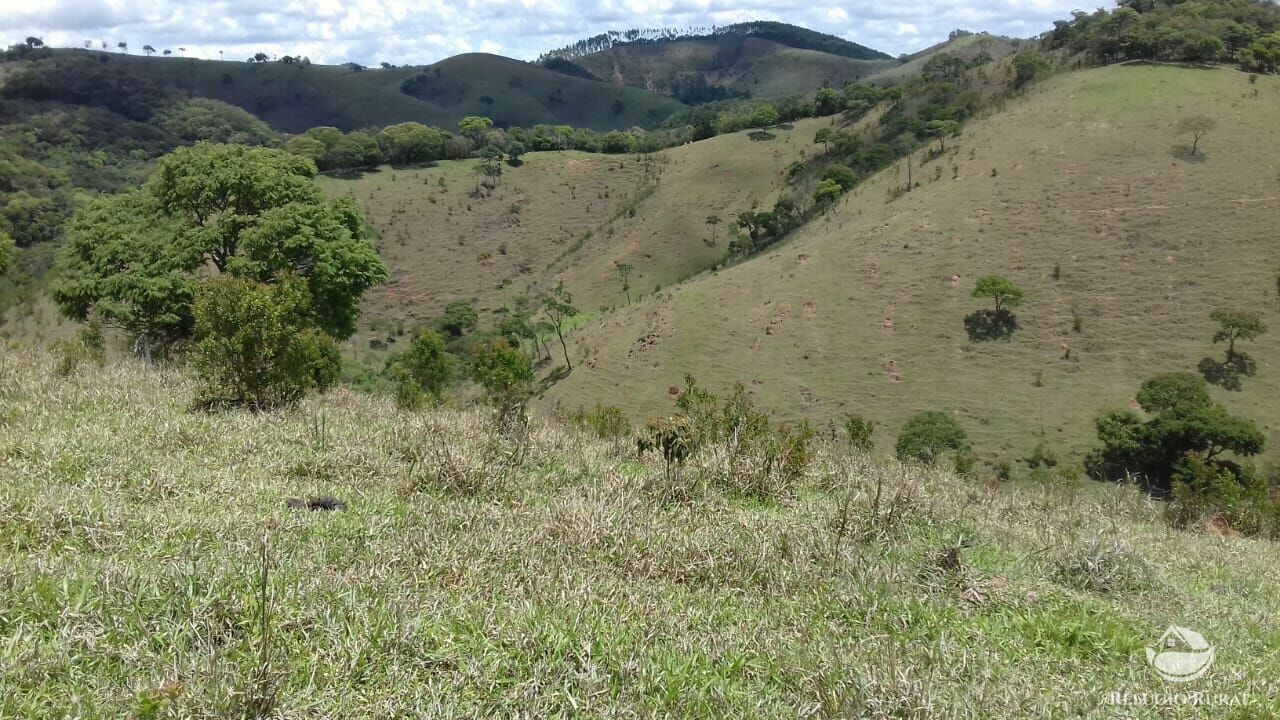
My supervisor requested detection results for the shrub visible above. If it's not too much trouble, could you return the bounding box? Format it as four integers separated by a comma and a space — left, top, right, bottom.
565, 404, 630, 439
665, 376, 816, 499
953, 451, 978, 478
638, 416, 695, 479
1024, 442, 1059, 469
1167, 454, 1278, 538
896, 411, 969, 464
844, 414, 876, 452
192, 275, 340, 410
387, 328, 454, 409
994, 459, 1014, 483
467, 338, 533, 432
439, 300, 478, 337
50, 321, 107, 378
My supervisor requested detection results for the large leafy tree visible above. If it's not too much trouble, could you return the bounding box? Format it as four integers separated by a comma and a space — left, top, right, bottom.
377, 122, 448, 165
54, 143, 387, 353
1086, 373, 1264, 492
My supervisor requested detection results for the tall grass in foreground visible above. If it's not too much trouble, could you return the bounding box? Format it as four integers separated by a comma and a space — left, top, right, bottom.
1, 350, 1278, 718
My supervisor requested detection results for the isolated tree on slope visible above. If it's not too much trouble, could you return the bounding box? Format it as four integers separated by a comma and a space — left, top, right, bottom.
1211, 309, 1266, 362
972, 275, 1023, 313
1199, 308, 1267, 390
1175, 115, 1216, 156
541, 281, 579, 370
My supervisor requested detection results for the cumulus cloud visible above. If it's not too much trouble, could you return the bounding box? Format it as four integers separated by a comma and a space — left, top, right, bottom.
3, 0, 1093, 66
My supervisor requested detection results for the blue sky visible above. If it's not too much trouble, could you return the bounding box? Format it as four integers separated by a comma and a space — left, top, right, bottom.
3, 0, 1096, 66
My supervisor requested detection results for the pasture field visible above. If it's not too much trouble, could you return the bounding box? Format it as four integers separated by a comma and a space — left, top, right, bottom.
546, 65, 1280, 467
2, 351, 1278, 717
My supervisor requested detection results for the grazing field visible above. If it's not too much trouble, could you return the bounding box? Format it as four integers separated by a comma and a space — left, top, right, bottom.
3, 351, 1279, 717
317, 152, 651, 347
551, 117, 830, 311
320, 121, 825, 348
546, 65, 1280, 467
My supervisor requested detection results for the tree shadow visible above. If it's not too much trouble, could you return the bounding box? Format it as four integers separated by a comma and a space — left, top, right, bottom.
1198, 353, 1256, 391
964, 309, 1019, 342
1170, 144, 1206, 163
533, 365, 571, 396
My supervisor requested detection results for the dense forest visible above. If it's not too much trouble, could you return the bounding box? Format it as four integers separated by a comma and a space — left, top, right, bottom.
1045, 0, 1280, 69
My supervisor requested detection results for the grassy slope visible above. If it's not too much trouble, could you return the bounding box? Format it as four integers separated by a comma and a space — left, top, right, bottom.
552, 117, 831, 312
320, 121, 822, 344
574, 36, 896, 100
316, 152, 650, 346
3, 351, 1279, 717
546, 65, 1280, 466
865, 34, 1022, 86
29, 50, 684, 133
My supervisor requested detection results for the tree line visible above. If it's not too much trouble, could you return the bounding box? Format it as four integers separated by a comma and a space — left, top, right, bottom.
1043, 0, 1280, 71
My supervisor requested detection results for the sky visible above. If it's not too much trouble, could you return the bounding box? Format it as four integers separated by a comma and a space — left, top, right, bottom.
2, 0, 1098, 67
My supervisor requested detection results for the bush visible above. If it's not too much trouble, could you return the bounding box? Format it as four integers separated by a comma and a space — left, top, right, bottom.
387, 328, 454, 409
1024, 442, 1059, 469
439, 300, 478, 337
565, 404, 630, 439
192, 275, 340, 410
844, 414, 875, 452
1167, 454, 1278, 538
664, 376, 816, 499
50, 321, 107, 378
994, 459, 1014, 483
896, 411, 969, 464
467, 338, 533, 436
953, 451, 978, 478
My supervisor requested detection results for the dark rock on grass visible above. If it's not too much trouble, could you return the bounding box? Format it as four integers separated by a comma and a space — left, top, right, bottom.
285, 495, 347, 511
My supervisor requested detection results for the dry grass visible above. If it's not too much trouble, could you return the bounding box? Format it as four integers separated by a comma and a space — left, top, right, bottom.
548, 65, 1280, 467
322, 121, 823, 355
3, 351, 1280, 717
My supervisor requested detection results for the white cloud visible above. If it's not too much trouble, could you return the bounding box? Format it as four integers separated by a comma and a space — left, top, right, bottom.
3, 0, 1099, 66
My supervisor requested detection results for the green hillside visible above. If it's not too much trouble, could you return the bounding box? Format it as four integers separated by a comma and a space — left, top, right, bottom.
1, 49, 685, 133
544, 65, 1280, 467
569, 34, 896, 101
